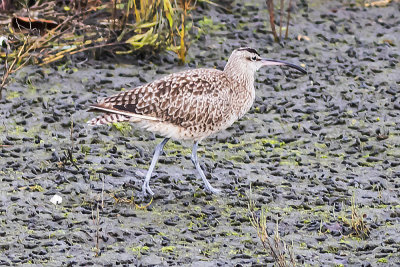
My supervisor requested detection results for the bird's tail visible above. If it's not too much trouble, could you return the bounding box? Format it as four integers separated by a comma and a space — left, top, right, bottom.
87, 113, 131, 126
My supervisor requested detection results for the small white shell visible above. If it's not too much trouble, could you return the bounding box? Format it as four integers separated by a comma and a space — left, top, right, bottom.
50, 194, 62, 205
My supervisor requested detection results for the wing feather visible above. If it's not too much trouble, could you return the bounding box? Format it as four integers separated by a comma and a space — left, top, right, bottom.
88, 68, 231, 128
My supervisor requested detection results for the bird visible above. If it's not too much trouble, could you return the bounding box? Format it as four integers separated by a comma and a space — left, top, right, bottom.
87, 47, 307, 196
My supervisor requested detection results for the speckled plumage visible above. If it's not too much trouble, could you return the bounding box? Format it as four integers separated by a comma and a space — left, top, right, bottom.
88, 66, 254, 141
87, 47, 306, 195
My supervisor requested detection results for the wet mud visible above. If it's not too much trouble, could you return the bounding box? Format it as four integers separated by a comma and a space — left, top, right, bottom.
1, 0, 400, 266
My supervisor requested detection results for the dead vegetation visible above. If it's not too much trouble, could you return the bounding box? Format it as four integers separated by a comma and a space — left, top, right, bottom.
0, 0, 198, 98
340, 194, 371, 239
89, 174, 153, 257
248, 190, 296, 267
265, 0, 293, 42
111, 192, 153, 210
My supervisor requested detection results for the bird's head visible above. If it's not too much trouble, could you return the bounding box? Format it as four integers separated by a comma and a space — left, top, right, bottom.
225, 47, 307, 75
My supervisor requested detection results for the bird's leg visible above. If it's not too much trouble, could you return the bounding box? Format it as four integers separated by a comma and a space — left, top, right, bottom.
142, 138, 170, 196
191, 141, 220, 194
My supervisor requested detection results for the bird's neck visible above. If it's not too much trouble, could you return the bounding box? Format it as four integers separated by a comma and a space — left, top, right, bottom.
223, 63, 256, 119
223, 63, 255, 91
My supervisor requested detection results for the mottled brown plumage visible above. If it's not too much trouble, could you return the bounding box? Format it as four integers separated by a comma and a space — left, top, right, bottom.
88, 67, 251, 141
88, 47, 306, 195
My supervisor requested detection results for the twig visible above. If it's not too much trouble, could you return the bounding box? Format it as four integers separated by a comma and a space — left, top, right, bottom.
0, 38, 28, 99
279, 0, 284, 39
62, 120, 80, 171
101, 174, 105, 209
1, 0, 199, 92
111, 0, 117, 31
0, 9, 93, 98
39, 42, 123, 66
266, 0, 279, 42
285, 0, 292, 39
92, 201, 101, 257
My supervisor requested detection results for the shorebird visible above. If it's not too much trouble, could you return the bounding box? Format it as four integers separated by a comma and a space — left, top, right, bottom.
88, 47, 306, 196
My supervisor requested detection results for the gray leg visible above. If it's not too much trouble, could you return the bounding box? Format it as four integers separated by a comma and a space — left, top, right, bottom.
142, 138, 170, 196
191, 141, 220, 194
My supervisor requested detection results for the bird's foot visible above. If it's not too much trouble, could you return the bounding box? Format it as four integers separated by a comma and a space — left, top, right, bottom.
205, 184, 221, 195
142, 182, 155, 196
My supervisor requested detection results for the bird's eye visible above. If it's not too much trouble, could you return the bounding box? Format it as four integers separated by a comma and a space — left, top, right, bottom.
251, 56, 257, 61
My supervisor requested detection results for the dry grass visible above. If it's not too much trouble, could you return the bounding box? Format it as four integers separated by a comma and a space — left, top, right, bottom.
248, 190, 296, 267
0, 0, 198, 98
91, 174, 105, 257
111, 192, 153, 210
347, 194, 370, 239
335, 194, 370, 239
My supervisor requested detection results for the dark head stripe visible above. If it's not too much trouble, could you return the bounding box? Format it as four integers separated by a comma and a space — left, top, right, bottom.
237, 47, 260, 56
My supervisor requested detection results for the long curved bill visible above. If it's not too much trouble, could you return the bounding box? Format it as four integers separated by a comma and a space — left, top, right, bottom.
261, 58, 307, 74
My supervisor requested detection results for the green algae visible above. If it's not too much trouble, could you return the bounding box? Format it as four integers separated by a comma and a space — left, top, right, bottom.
6, 91, 20, 100
164, 141, 191, 157
112, 122, 132, 135
130, 245, 150, 256
161, 246, 175, 253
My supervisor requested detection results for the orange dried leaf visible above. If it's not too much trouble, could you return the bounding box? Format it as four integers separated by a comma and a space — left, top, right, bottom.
382, 39, 394, 46
11, 16, 58, 33
297, 34, 310, 41
365, 0, 392, 7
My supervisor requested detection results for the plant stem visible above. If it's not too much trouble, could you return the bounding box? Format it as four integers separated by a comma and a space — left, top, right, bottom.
266, 0, 279, 42
285, 0, 292, 39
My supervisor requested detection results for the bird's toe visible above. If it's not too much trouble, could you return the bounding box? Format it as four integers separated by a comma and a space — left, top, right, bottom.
206, 186, 221, 195
142, 182, 155, 197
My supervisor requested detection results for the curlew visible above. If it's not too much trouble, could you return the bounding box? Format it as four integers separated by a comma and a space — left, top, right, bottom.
88, 47, 307, 196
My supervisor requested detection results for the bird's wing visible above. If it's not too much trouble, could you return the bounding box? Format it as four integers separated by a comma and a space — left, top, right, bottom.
88, 68, 232, 127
